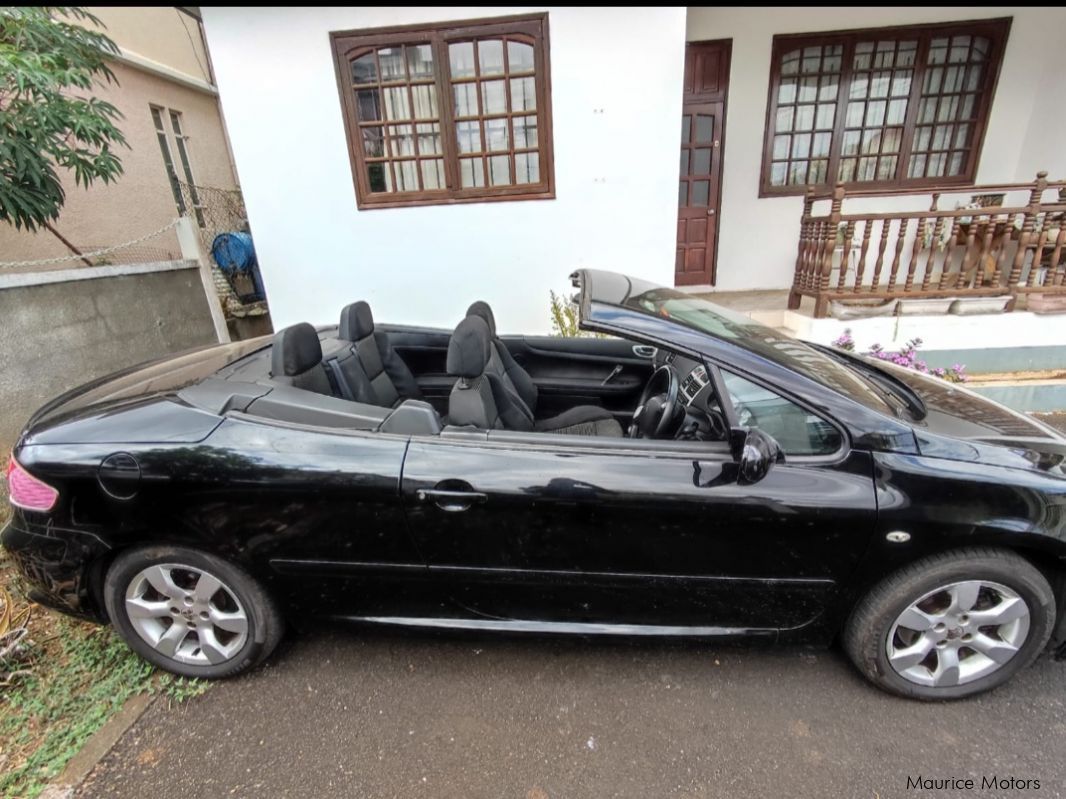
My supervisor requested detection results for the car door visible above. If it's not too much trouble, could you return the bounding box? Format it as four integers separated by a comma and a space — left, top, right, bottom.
400, 428, 878, 633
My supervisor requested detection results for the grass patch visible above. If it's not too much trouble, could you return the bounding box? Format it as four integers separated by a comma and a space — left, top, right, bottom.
0, 495, 208, 799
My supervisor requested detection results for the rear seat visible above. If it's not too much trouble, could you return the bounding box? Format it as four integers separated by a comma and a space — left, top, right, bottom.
268, 322, 338, 396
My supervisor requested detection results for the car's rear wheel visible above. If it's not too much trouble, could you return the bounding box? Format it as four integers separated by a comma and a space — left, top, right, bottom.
104, 545, 283, 679
843, 548, 1055, 700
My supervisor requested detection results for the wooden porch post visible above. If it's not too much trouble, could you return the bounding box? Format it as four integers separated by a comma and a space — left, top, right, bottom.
789, 188, 816, 310
814, 183, 845, 318
1007, 171, 1048, 292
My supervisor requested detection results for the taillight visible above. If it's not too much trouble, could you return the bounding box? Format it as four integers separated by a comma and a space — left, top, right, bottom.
6, 456, 59, 512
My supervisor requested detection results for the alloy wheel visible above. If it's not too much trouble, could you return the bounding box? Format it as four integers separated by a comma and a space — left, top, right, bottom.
124, 563, 249, 666
885, 580, 1030, 688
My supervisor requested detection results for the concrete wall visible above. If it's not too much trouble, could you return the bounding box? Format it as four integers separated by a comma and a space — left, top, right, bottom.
0, 262, 218, 448
0, 9, 237, 264
685, 7, 1066, 293
201, 7, 687, 334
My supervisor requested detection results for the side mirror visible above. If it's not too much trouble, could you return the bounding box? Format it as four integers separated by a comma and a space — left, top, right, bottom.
731, 427, 784, 485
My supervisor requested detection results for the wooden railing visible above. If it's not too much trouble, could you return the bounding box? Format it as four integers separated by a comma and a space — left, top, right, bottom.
789, 172, 1066, 318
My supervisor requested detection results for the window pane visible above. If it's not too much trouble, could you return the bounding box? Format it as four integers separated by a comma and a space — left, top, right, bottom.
773, 135, 790, 160
449, 42, 476, 78
510, 77, 536, 112
515, 151, 540, 184
460, 157, 485, 187
383, 86, 410, 120
692, 148, 711, 174
407, 45, 434, 80
394, 159, 418, 191
513, 115, 538, 148
481, 80, 507, 114
411, 85, 438, 119
681, 115, 690, 143
352, 52, 377, 85
367, 162, 392, 193
775, 106, 794, 131
378, 47, 406, 81
694, 115, 714, 142
770, 162, 787, 185
420, 158, 444, 189
778, 79, 797, 104
508, 40, 535, 72
691, 181, 710, 205
456, 120, 481, 153
798, 76, 818, 103
812, 132, 831, 158
453, 83, 479, 117
680, 149, 689, 175
815, 103, 835, 129
362, 126, 384, 158
356, 89, 382, 122
478, 40, 505, 76
485, 118, 509, 151
416, 122, 441, 155
723, 371, 842, 456
488, 155, 511, 186
388, 124, 414, 157
795, 105, 814, 131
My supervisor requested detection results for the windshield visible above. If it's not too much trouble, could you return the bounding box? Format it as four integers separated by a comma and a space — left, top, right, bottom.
619, 284, 894, 415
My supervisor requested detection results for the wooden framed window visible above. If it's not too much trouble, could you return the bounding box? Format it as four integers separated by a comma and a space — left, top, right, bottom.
330, 14, 554, 209
760, 18, 1010, 196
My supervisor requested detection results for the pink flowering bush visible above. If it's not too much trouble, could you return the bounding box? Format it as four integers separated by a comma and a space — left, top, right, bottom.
830, 329, 968, 383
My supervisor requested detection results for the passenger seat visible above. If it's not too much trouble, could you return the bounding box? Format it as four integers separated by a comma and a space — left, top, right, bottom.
269, 322, 338, 396
330, 301, 423, 408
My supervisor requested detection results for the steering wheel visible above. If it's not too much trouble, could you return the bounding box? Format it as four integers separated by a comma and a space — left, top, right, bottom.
629, 365, 682, 439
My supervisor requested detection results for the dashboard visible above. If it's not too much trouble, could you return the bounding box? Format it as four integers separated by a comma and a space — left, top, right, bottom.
654, 350, 711, 406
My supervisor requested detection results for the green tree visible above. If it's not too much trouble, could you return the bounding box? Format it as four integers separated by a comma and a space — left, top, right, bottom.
0, 7, 126, 245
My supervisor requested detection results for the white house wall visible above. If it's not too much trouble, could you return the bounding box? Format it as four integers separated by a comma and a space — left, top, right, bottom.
685, 7, 1066, 293
201, 7, 687, 333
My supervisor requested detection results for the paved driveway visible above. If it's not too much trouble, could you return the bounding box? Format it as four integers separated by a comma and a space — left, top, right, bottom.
79, 627, 1065, 798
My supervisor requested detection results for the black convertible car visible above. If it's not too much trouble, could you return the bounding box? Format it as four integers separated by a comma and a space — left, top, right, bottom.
4, 270, 1066, 700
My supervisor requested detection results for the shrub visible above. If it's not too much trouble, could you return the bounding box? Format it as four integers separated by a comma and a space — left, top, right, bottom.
831, 329, 967, 383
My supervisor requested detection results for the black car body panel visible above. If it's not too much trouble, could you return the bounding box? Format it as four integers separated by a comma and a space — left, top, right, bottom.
4, 270, 1066, 654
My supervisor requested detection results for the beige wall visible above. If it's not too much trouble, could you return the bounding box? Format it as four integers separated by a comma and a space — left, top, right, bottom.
0, 10, 237, 264
685, 7, 1066, 291
86, 6, 212, 83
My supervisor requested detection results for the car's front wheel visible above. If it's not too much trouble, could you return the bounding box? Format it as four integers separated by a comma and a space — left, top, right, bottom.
844, 548, 1056, 700
104, 545, 283, 679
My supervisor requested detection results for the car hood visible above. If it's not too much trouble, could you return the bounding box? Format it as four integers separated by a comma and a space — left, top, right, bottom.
20, 338, 269, 446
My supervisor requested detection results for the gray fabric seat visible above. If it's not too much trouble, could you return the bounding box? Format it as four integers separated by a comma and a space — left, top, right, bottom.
332, 301, 423, 408
269, 322, 337, 396
464, 301, 622, 436
447, 315, 623, 437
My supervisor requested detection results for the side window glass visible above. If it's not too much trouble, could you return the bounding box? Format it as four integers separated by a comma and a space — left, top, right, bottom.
722, 371, 842, 456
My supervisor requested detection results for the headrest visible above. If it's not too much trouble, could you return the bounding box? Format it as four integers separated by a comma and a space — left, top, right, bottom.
465, 300, 496, 337
271, 322, 323, 377
447, 315, 492, 378
339, 301, 375, 341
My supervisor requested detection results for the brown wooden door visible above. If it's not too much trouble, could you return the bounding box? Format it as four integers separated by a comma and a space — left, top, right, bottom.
676, 41, 731, 287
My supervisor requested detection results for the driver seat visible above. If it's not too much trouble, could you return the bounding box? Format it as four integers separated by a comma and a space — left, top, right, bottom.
448, 316, 623, 436
464, 301, 622, 436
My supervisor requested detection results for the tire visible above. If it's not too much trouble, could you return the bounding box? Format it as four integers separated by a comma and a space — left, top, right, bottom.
104, 545, 284, 679
843, 548, 1055, 700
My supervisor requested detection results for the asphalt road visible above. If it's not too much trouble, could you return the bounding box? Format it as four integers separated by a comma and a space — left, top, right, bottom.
77, 626, 1066, 799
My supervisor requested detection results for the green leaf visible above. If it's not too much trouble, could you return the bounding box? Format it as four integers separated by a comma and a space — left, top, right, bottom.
0, 6, 127, 228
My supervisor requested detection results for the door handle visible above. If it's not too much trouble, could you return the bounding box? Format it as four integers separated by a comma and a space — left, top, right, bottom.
632, 345, 657, 359
416, 488, 487, 512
